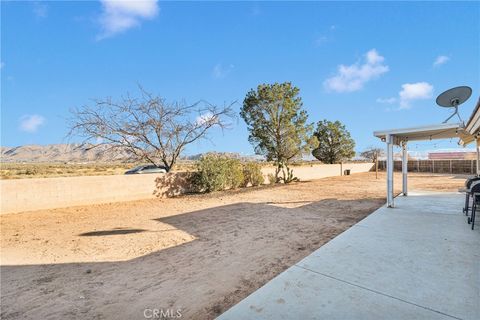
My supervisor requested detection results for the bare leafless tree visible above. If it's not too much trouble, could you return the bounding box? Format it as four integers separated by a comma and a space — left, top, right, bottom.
360, 146, 384, 163
68, 87, 235, 171
360, 146, 384, 179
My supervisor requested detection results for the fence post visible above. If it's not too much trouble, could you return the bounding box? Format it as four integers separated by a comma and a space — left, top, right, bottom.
471, 160, 474, 174
432, 160, 435, 173
450, 160, 452, 174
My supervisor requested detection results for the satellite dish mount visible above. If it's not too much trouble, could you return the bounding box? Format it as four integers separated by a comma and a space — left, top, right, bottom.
436, 86, 472, 124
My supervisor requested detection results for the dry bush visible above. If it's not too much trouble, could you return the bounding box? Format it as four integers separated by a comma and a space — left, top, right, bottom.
242, 162, 264, 187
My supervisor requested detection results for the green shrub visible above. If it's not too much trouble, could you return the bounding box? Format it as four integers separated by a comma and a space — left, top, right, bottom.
242, 162, 264, 187
189, 155, 244, 192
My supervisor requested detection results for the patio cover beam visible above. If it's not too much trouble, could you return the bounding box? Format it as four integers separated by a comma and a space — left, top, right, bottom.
374, 122, 468, 145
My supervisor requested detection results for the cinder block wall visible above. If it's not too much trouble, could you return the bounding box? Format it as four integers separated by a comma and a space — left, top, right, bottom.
0, 163, 373, 214
0, 173, 190, 214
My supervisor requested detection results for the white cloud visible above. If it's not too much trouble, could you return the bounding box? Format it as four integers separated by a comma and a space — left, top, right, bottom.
32, 1, 48, 19
97, 0, 159, 40
19, 115, 46, 133
399, 82, 433, 109
212, 63, 234, 79
323, 49, 389, 93
376, 97, 397, 104
366, 49, 384, 65
196, 112, 217, 126
433, 55, 450, 67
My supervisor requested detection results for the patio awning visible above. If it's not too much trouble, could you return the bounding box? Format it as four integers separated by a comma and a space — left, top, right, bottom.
461, 97, 480, 145
373, 95, 479, 208
373, 121, 475, 208
373, 122, 471, 146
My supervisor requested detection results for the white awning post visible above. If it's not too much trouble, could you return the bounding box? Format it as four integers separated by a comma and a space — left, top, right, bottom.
402, 141, 408, 196
386, 134, 394, 208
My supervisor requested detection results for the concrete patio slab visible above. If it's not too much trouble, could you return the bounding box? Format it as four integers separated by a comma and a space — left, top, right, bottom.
217, 266, 456, 320
218, 192, 480, 320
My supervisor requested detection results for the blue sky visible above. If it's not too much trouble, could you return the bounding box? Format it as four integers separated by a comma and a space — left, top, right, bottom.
1, 1, 479, 156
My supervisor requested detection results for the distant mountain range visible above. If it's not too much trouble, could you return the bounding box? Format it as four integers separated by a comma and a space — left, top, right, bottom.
0, 144, 263, 163
0, 144, 132, 163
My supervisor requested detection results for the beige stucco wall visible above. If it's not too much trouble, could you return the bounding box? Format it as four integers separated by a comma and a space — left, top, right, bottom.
1, 163, 373, 214
261, 162, 374, 182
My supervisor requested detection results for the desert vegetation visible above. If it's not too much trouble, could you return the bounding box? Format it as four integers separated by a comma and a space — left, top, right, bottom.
188, 155, 264, 192
311, 119, 356, 164
60, 82, 359, 184
241, 82, 317, 183
3, 82, 360, 182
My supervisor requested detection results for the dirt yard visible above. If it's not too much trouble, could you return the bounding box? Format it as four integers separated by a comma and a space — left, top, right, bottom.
0, 172, 465, 320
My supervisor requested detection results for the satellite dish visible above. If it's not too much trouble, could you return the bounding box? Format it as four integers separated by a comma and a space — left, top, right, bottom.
436, 86, 472, 123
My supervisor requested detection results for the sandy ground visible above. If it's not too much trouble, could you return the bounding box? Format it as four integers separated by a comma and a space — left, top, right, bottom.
0, 172, 466, 320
